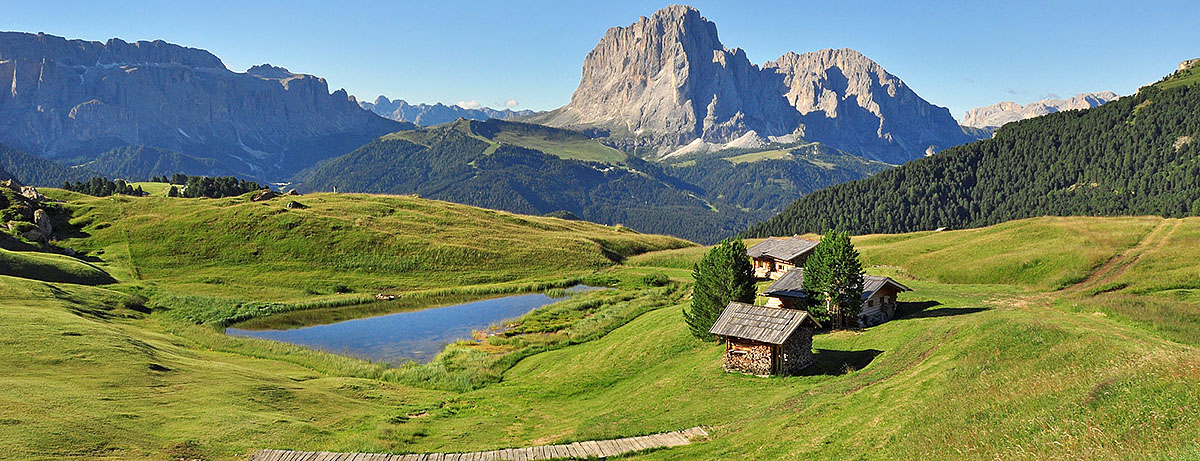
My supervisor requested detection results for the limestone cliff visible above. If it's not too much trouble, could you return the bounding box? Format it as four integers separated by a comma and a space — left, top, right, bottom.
0, 32, 406, 180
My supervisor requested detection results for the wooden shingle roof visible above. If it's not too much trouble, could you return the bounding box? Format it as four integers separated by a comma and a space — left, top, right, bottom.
763, 271, 912, 300
709, 302, 820, 344
746, 237, 819, 262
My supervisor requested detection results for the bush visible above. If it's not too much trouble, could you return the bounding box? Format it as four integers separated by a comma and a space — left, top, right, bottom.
641, 273, 670, 287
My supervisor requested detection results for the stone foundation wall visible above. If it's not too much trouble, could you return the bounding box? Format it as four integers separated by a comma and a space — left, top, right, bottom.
724, 340, 772, 376
779, 328, 814, 374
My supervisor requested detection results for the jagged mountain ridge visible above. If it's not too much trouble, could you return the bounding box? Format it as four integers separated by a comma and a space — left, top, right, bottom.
361, 96, 537, 126
961, 91, 1120, 129
0, 32, 409, 180
529, 5, 980, 164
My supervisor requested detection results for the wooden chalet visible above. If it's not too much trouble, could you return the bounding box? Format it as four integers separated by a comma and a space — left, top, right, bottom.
760, 270, 912, 327
746, 237, 820, 280
709, 302, 820, 376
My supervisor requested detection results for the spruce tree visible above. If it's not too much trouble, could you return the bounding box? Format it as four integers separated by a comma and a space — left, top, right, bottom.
685, 238, 756, 341
802, 231, 865, 328
167, 186, 179, 197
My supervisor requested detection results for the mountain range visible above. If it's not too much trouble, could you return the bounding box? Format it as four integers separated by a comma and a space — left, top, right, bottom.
0, 5, 1063, 242
528, 5, 983, 164
961, 91, 1120, 130
0, 32, 408, 181
361, 96, 537, 126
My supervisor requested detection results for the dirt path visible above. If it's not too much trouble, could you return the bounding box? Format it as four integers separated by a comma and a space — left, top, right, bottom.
1061, 218, 1180, 294
252, 426, 709, 460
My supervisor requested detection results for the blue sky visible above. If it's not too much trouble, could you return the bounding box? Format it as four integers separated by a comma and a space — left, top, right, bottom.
3, 0, 1196, 119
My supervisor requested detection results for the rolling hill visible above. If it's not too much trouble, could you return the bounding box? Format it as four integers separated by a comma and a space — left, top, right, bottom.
5, 201, 1200, 458
745, 69, 1200, 237
300, 119, 887, 243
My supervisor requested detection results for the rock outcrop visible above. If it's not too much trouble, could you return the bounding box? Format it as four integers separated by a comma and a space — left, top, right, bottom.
961, 92, 1119, 130
0, 32, 408, 180
530, 5, 977, 163
361, 96, 536, 126
32, 209, 51, 237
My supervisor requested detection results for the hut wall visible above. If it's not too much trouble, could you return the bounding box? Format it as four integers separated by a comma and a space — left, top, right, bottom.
779, 328, 815, 374
724, 339, 773, 375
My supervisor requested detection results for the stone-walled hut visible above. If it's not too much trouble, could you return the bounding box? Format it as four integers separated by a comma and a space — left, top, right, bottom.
709, 302, 820, 376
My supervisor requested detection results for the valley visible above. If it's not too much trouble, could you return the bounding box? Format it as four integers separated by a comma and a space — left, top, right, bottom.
2, 3, 1199, 460
3, 183, 1200, 459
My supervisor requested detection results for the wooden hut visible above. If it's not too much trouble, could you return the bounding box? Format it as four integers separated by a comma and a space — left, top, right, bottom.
746, 237, 820, 280
709, 302, 820, 376
761, 270, 912, 327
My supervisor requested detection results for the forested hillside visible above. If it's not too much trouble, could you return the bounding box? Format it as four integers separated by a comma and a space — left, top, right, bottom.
78, 145, 239, 180
746, 77, 1200, 237
0, 143, 95, 186
302, 119, 885, 243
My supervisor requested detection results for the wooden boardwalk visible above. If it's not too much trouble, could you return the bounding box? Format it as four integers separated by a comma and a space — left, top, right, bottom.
252, 426, 708, 460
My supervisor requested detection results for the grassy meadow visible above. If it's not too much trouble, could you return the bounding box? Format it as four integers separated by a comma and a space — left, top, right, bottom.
4, 190, 1200, 460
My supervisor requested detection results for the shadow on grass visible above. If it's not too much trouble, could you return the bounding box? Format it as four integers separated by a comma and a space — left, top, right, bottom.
796, 348, 883, 376
894, 301, 989, 320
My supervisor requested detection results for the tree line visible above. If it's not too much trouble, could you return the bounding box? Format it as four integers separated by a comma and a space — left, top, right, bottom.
744, 82, 1200, 237
63, 174, 262, 199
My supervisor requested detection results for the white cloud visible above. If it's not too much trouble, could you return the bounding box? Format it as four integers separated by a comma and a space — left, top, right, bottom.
455, 100, 481, 109
504, 98, 519, 108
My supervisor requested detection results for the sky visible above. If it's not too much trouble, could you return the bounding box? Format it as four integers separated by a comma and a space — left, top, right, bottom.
3, 0, 1196, 119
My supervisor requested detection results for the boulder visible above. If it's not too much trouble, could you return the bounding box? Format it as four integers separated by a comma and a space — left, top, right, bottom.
285, 189, 300, 196
20, 186, 46, 203
284, 200, 307, 209
33, 209, 52, 237
251, 189, 280, 202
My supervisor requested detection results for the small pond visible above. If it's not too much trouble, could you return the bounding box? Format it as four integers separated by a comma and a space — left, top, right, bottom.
225, 285, 599, 364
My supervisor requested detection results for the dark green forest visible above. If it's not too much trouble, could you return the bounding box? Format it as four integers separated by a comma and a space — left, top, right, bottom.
79, 145, 235, 181
0, 143, 96, 186
745, 81, 1200, 237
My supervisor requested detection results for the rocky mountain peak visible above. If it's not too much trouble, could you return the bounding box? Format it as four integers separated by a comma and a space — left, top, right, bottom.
246, 64, 294, 79
961, 91, 1120, 129
530, 6, 978, 163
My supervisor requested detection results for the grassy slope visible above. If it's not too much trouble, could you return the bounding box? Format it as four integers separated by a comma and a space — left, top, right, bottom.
5, 211, 1200, 458
0, 248, 115, 284
57, 190, 689, 310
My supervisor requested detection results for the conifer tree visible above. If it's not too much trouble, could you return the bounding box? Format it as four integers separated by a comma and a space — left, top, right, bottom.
802, 231, 864, 328
685, 238, 756, 340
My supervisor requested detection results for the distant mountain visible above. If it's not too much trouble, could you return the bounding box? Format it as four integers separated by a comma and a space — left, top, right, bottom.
77, 145, 239, 180
744, 69, 1200, 237
361, 96, 537, 126
0, 143, 94, 186
527, 5, 981, 163
0, 32, 410, 180
961, 92, 1120, 130
300, 119, 885, 243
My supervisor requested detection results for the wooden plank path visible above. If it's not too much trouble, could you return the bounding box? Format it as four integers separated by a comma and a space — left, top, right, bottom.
252, 426, 708, 460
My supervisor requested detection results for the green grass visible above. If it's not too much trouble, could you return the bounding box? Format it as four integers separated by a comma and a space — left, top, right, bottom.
0, 247, 115, 284
127, 182, 173, 197
58, 191, 691, 310
725, 148, 793, 164
5, 204, 1200, 459
1156, 61, 1200, 89
491, 131, 627, 163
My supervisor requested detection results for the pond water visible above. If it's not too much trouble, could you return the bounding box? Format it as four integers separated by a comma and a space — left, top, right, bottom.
225, 285, 599, 364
